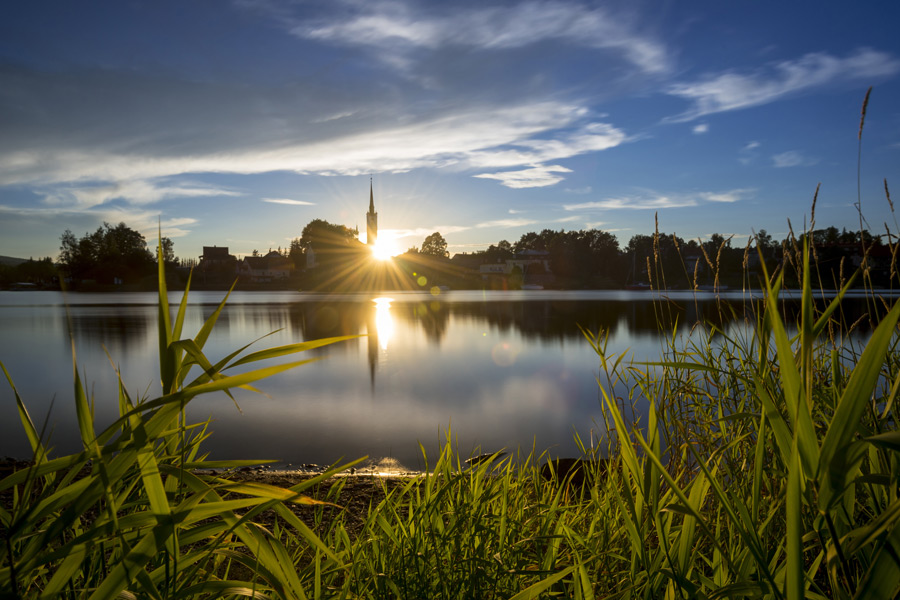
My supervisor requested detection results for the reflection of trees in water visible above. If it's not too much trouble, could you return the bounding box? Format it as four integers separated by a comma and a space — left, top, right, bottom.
69, 309, 152, 350
439, 299, 741, 342
200, 304, 231, 336
279, 296, 880, 348
287, 303, 365, 345
398, 302, 449, 344
284, 301, 450, 346
64, 296, 880, 356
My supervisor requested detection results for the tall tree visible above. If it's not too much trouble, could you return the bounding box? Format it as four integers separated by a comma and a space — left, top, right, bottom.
420, 232, 449, 257
158, 237, 177, 267
299, 219, 358, 252
58, 222, 154, 284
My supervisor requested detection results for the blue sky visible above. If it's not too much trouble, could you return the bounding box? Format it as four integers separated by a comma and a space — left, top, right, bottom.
1, 0, 899, 261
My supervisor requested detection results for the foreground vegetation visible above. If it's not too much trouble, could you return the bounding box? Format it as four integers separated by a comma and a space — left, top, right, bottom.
4, 97, 900, 598
2, 216, 899, 599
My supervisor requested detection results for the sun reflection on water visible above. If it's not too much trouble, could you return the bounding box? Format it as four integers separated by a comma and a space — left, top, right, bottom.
373, 297, 394, 350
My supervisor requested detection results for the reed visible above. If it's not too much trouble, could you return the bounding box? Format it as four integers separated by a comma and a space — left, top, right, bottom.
1, 231, 361, 598
3, 94, 900, 598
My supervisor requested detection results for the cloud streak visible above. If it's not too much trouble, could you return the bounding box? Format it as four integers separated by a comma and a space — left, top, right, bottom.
474, 165, 572, 189
771, 151, 818, 168
665, 48, 900, 122
292, 0, 670, 75
564, 188, 753, 211
0, 84, 617, 189
38, 180, 240, 210
262, 198, 317, 206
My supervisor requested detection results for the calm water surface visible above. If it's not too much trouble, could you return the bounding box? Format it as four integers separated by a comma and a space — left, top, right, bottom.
0, 289, 876, 469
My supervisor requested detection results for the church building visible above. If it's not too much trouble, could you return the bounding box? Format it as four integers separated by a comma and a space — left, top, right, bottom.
366, 179, 377, 246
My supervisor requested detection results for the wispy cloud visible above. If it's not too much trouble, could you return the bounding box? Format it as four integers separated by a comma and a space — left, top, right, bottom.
565, 186, 592, 194
739, 141, 761, 165
692, 123, 709, 135
1, 91, 615, 191
474, 165, 572, 189
698, 189, 753, 203
665, 48, 900, 122
0, 203, 194, 235
466, 122, 627, 171
386, 226, 471, 239
475, 218, 539, 229
565, 196, 696, 211
291, 0, 670, 75
772, 150, 818, 168
261, 198, 317, 206
564, 188, 753, 211
40, 180, 240, 209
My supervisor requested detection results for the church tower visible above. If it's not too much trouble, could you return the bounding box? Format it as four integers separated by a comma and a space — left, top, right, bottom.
366, 178, 378, 246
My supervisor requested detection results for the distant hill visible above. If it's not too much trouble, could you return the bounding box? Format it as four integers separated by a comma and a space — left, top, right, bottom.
0, 255, 28, 267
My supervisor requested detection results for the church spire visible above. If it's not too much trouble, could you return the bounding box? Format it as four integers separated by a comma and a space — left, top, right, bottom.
366, 178, 378, 246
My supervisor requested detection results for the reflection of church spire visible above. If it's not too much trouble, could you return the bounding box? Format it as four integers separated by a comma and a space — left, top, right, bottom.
367, 307, 378, 391
366, 178, 377, 246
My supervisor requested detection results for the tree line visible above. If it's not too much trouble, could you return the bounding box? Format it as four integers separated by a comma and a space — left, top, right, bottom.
56, 222, 177, 286
3, 219, 886, 291
294, 216, 890, 289
454, 225, 889, 289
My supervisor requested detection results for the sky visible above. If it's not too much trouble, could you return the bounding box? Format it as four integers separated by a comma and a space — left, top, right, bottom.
1, 0, 899, 261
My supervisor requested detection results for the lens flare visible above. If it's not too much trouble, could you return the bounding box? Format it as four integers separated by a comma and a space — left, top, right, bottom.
371, 235, 400, 260
373, 297, 394, 350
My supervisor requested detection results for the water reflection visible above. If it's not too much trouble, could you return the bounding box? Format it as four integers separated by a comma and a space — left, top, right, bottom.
36, 294, 878, 353
373, 298, 394, 350
0, 290, 881, 468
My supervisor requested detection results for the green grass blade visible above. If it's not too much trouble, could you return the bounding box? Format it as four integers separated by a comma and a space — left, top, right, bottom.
172, 269, 191, 343
507, 565, 575, 600
786, 437, 804, 600
194, 281, 236, 351
819, 298, 900, 511
852, 518, 900, 599
227, 335, 360, 369
1, 362, 46, 461
763, 270, 819, 477
157, 224, 174, 393
72, 350, 97, 450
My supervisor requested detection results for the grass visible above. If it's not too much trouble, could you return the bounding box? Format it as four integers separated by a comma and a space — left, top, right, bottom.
5, 231, 899, 599
4, 94, 900, 597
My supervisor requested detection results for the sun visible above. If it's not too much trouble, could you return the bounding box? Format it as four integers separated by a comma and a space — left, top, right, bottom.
371, 237, 400, 261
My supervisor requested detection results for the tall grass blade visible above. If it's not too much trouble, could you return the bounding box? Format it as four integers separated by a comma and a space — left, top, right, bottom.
507, 565, 575, 600
819, 298, 900, 511
1, 362, 46, 461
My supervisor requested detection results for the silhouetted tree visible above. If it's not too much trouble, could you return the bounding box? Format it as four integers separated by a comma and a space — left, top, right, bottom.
483, 240, 514, 262
289, 238, 305, 269
421, 232, 449, 257
157, 237, 177, 267
0, 257, 57, 288
299, 219, 358, 252
513, 231, 548, 253
58, 222, 154, 284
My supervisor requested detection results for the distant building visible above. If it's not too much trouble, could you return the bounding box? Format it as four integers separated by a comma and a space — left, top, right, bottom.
199, 246, 235, 268
366, 179, 378, 246
478, 250, 551, 278
239, 250, 293, 282
478, 249, 554, 287
198, 246, 238, 283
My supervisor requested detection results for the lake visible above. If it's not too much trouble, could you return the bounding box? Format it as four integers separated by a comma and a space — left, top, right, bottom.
0, 289, 879, 470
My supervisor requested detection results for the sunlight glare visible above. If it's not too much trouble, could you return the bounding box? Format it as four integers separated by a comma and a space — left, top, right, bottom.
371, 237, 400, 260
373, 297, 394, 350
